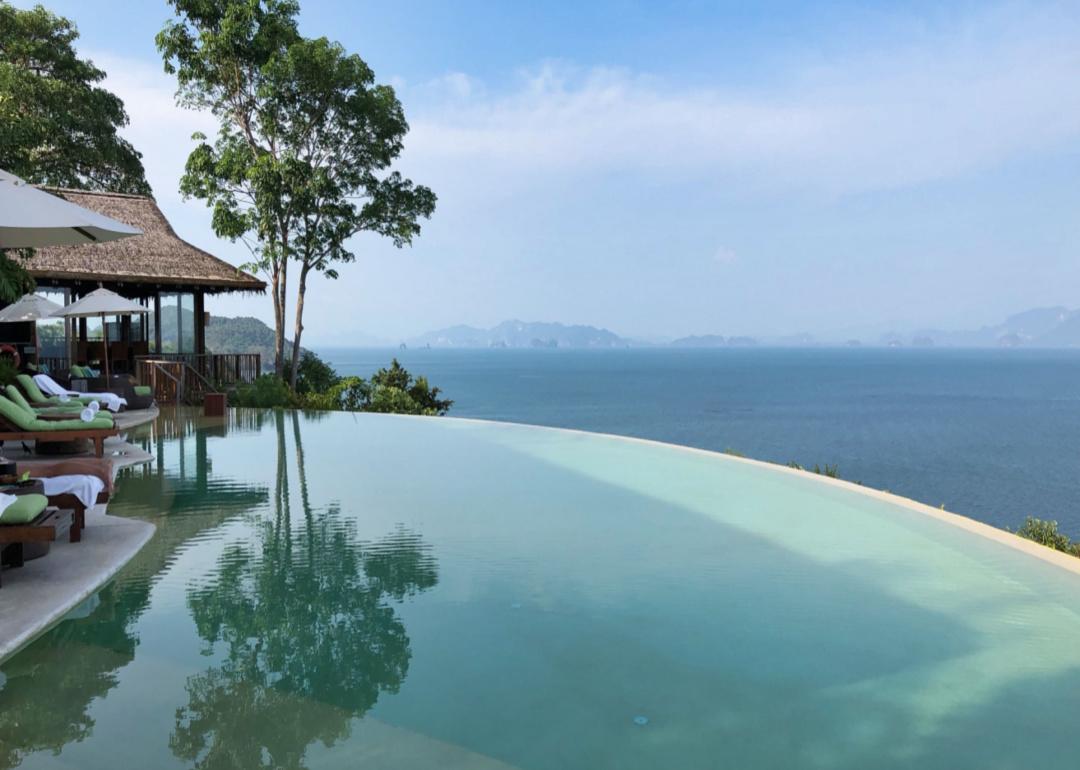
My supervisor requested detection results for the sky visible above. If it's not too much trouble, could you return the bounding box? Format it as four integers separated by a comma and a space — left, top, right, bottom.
12, 0, 1080, 344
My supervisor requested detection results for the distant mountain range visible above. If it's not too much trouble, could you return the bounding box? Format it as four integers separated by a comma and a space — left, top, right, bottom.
407, 320, 631, 349
201, 307, 1080, 357
405, 308, 1080, 349
907, 307, 1080, 348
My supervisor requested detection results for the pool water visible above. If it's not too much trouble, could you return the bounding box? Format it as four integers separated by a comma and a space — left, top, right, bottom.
2, 408, 1080, 769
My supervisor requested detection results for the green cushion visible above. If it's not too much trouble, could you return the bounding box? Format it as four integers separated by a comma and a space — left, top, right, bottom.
5, 386, 82, 415
16, 374, 52, 405
0, 494, 47, 525
0, 394, 34, 429
4, 385, 35, 415
31, 417, 114, 431
16, 374, 97, 407
70, 365, 86, 377
0, 394, 112, 431
133, 386, 152, 397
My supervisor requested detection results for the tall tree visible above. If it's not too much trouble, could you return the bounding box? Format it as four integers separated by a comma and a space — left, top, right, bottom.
0, 1, 150, 301
0, 2, 150, 194
158, 0, 436, 383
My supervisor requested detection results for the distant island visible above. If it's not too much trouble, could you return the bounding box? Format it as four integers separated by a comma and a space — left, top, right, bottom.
209, 306, 1080, 355
407, 320, 631, 349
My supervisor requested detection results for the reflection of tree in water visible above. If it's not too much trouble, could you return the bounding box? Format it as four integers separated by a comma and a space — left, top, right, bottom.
0, 575, 153, 770
171, 411, 438, 769
0, 410, 271, 770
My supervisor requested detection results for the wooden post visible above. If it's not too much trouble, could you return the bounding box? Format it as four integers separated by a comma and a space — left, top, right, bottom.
194, 291, 206, 355
153, 293, 162, 354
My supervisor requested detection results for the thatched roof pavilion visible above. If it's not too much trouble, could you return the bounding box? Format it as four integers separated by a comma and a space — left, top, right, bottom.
32, 188, 264, 296
1, 188, 265, 383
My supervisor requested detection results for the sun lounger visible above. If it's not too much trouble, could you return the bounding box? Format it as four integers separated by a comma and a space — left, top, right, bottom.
72, 373, 154, 410
0, 394, 118, 457
16, 374, 99, 410
30, 374, 126, 412
5, 384, 88, 415
0, 494, 74, 587
39, 477, 107, 542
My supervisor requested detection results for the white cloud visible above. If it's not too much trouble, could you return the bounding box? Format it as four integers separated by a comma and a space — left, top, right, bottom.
713, 246, 738, 266
400, 5, 1080, 195
79, 3, 1080, 340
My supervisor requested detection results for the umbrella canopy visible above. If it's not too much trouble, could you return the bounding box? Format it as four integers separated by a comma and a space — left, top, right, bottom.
0, 293, 63, 323
0, 169, 141, 249
50, 288, 149, 382
49, 288, 148, 319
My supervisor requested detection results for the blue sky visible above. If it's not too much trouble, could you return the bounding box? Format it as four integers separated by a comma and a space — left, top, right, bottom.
14, 1, 1080, 343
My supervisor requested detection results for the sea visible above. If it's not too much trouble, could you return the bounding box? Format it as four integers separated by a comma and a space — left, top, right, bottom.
318, 346, 1080, 534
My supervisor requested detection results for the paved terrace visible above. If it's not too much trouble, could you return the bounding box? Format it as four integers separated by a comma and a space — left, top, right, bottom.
0, 406, 160, 661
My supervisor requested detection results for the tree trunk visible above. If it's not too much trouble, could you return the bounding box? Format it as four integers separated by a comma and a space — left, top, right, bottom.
274, 229, 289, 376
269, 260, 281, 377
289, 261, 311, 390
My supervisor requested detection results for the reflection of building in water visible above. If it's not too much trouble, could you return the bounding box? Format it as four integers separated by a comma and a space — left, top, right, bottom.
0, 409, 438, 770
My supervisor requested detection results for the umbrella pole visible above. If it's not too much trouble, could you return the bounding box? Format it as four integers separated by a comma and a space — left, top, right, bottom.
102, 313, 110, 382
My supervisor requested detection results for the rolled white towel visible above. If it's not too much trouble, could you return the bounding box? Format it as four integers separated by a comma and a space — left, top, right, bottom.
58, 393, 70, 403
88, 401, 100, 413
80, 407, 95, 422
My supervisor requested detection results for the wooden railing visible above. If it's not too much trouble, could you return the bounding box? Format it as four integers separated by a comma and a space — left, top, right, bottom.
136, 353, 261, 387
136, 352, 260, 405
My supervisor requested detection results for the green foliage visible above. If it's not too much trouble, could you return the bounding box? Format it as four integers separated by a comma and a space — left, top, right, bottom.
232, 374, 296, 409
157, 0, 436, 378
0, 1, 149, 193
787, 461, 840, 478
298, 359, 452, 416
1014, 517, 1080, 557
233, 358, 451, 416
0, 251, 35, 303
723, 448, 745, 457
365, 359, 452, 415
286, 351, 339, 395
302, 376, 367, 412
0, 355, 18, 387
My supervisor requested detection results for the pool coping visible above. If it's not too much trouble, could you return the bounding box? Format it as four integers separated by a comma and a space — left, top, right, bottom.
0, 405, 160, 664
423, 413, 1080, 578
0, 504, 155, 663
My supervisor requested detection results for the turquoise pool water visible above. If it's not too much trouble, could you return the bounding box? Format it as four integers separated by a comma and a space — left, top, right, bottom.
2, 408, 1080, 768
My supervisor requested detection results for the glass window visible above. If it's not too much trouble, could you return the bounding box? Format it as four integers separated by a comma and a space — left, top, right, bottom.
157, 293, 196, 354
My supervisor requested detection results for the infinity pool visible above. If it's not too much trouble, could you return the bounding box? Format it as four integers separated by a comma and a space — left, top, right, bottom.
2, 408, 1079, 769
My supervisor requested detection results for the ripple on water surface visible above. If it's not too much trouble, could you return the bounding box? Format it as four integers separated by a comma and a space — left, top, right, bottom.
1, 408, 1080, 770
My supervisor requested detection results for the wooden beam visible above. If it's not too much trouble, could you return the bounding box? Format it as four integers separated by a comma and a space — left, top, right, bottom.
153, 293, 162, 354
194, 290, 206, 354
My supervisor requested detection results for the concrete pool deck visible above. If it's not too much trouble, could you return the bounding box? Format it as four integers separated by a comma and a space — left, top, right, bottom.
0, 404, 160, 661
0, 502, 154, 660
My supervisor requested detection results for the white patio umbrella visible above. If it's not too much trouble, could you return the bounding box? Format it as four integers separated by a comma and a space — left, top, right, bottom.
0, 293, 65, 367
0, 169, 141, 248
50, 288, 148, 381
0, 293, 62, 323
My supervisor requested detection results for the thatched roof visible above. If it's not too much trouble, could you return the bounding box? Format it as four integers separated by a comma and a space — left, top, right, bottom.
29, 188, 265, 295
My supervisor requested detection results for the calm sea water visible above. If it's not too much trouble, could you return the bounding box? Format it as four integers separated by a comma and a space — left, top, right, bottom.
321, 347, 1080, 533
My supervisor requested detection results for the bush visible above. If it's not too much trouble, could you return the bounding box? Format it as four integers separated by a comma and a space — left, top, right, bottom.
232, 375, 295, 408
1014, 517, 1080, 556
239, 358, 451, 416
787, 461, 840, 478
286, 351, 340, 395
302, 376, 368, 411
368, 359, 452, 415
0, 357, 18, 387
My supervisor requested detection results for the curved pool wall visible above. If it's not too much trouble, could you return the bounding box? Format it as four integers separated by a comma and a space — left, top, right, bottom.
2, 408, 1079, 769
